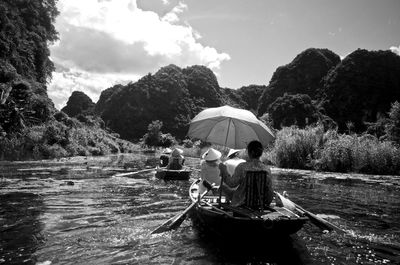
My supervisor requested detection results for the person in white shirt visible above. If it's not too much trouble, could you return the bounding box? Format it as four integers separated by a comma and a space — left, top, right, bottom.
223, 148, 245, 176
198, 148, 222, 194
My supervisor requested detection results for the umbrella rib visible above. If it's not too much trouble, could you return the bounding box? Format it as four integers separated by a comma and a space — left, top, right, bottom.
224, 118, 232, 147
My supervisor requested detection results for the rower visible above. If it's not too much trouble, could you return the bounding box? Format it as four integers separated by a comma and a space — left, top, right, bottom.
159, 148, 172, 167
167, 148, 185, 170
198, 148, 222, 195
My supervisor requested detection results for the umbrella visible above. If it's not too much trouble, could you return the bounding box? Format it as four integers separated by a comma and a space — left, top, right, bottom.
187, 105, 275, 149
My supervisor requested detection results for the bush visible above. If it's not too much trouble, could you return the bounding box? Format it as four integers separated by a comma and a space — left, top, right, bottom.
314, 133, 400, 175
182, 138, 194, 148
314, 135, 354, 172
159, 133, 176, 147
270, 125, 324, 169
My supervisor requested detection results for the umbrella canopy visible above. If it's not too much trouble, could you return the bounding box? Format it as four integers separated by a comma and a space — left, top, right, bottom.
187, 105, 275, 149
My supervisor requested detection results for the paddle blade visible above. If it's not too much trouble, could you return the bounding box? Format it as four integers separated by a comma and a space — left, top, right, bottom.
275, 192, 346, 234
150, 182, 212, 235
150, 202, 196, 234
303, 211, 345, 234
275, 192, 296, 211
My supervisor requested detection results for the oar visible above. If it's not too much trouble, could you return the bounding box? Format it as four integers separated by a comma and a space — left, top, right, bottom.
151, 180, 213, 234
275, 192, 346, 234
112, 167, 156, 178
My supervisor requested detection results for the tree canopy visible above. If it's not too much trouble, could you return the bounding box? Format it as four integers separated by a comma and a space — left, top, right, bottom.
268, 94, 319, 129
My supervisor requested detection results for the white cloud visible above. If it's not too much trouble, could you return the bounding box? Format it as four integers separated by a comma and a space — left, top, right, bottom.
48, 0, 230, 109
49, 68, 140, 110
390, 45, 400, 56
162, 2, 187, 23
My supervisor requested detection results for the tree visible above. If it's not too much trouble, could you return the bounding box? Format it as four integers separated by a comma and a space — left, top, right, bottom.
0, 0, 59, 82
385, 101, 400, 145
142, 120, 163, 147
267, 94, 319, 129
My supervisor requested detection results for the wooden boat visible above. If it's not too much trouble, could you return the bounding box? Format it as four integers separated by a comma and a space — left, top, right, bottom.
155, 167, 191, 180
188, 179, 308, 239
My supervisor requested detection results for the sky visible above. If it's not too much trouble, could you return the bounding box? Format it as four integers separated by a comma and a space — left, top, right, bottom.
48, 0, 400, 109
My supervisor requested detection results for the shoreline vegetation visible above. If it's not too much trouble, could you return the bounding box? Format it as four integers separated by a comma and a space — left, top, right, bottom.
0, 113, 140, 161
4, 123, 400, 177
266, 125, 400, 176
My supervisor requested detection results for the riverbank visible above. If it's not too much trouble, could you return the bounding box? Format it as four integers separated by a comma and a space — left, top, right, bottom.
3, 124, 400, 177
0, 117, 141, 161
267, 126, 400, 176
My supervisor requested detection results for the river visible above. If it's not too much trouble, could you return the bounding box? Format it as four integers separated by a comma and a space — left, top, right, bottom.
0, 153, 399, 265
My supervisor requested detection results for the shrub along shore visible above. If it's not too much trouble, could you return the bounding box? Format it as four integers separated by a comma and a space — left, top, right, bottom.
0, 113, 139, 161
266, 125, 400, 176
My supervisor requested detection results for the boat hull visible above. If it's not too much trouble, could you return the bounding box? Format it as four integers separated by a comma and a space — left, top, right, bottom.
155, 168, 191, 180
188, 180, 308, 240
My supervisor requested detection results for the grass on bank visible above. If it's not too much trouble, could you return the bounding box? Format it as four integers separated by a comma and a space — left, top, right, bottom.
268, 126, 400, 175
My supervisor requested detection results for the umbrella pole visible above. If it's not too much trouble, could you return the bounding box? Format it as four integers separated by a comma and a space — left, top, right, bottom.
218, 118, 231, 207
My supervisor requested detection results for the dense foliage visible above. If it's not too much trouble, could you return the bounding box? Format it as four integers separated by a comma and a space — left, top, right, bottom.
258, 48, 340, 116
0, 0, 59, 139
268, 125, 400, 175
0, 0, 59, 83
141, 120, 177, 148
320, 49, 400, 132
0, 113, 138, 160
96, 64, 254, 141
268, 94, 320, 129
0, 1, 139, 160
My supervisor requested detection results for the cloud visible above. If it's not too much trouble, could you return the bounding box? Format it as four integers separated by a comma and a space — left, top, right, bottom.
162, 2, 187, 23
49, 66, 140, 109
390, 45, 400, 56
48, 0, 230, 109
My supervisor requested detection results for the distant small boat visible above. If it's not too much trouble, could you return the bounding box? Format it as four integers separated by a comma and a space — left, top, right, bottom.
188, 179, 308, 239
155, 167, 191, 180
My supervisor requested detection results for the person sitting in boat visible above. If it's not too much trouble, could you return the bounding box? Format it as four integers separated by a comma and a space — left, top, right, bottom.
220, 140, 273, 207
167, 148, 185, 170
159, 148, 172, 167
223, 148, 246, 177
198, 148, 222, 195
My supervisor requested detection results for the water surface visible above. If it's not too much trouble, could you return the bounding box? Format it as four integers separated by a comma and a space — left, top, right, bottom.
1, 154, 399, 264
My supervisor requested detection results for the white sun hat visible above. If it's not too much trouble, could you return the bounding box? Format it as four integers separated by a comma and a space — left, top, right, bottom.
227, 148, 242, 158
202, 148, 222, 161
171, 148, 184, 158
163, 148, 172, 154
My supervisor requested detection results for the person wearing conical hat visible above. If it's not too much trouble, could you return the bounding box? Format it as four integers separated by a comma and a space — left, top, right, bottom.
159, 148, 172, 167
223, 149, 246, 176
198, 148, 222, 194
167, 148, 185, 170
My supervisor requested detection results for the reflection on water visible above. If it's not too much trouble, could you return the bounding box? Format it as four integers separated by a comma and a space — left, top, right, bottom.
0, 154, 399, 264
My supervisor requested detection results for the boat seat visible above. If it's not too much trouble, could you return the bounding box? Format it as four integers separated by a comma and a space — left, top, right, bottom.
244, 170, 273, 211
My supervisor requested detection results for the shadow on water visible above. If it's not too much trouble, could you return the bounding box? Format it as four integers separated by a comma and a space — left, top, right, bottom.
193, 230, 314, 265
0, 192, 44, 265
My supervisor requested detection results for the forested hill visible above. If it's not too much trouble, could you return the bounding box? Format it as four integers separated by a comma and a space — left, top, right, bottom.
93, 47, 400, 140
0, 1, 136, 160
320, 49, 400, 132
94, 65, 265, 140
0, 0, 59, 134
257, 48, 341, 116
256, 48, 400, 132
